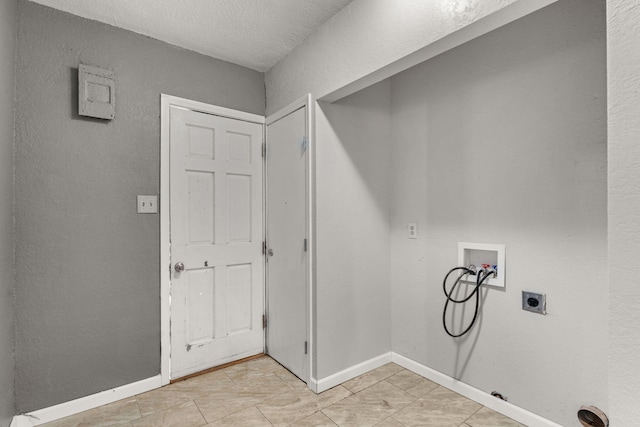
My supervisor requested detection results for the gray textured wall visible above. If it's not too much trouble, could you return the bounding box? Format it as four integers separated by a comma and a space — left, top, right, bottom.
389, 0, 606, 425
14, 0, 265, 412
0, 0, 17, 425
315, 81, 392, 380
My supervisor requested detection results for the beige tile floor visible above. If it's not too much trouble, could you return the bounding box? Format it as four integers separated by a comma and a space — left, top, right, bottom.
41, 356, 526, 427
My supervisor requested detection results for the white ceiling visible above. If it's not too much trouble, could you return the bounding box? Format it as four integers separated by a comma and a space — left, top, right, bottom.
29, 0, 355, 72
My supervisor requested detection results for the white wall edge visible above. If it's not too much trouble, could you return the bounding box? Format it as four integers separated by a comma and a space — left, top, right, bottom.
315, 352, 392, 393
9, 416, 32, 427
308, 377, 319, 394
391, 353, 564, 427
306, 95, 316, 391
266, 94, 309, 125
319, 0, 559, 104
159, 94, 172, 386
10, 375, 162, 427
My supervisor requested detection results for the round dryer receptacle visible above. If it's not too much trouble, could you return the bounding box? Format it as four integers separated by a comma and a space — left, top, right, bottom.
577, 406, 608, 427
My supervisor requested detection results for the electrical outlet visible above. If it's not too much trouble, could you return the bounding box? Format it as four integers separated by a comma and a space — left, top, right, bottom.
408, 223, 418, 239
522, 291, 546, 315
137, 195, 158, 214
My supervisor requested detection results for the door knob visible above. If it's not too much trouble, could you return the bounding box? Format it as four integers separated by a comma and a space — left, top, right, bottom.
267, 249, 274, 257
174, 262, 185, 272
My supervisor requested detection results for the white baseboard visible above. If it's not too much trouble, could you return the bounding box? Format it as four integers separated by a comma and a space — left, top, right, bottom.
10, 375, 162, 427
10, 355, 562, 427
307, 377, 319, 393
315, 352, 392, 393
8, 416, 33, 427
391, 353, 563, 427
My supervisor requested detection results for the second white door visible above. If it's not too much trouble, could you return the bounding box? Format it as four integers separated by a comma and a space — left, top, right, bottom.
266, 105, 309, 382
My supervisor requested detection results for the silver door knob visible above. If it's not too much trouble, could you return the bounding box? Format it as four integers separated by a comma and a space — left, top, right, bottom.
174, 262, 185, 272
267, 249, 274, 257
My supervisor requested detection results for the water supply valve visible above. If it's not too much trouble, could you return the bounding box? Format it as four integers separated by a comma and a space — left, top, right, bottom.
458, 242, 505, 287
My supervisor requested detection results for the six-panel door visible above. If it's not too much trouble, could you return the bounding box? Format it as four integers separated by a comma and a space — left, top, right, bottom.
170, 107, 264, 379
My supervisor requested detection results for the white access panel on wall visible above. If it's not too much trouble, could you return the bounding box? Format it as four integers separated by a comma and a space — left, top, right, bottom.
458, 242, 506, 287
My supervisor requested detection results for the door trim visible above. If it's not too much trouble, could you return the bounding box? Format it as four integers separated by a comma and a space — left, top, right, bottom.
265, 94, 315, 389
160, 94, 265, 385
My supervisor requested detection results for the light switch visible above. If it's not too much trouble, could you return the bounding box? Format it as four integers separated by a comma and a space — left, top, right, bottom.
137, 195, 158, 214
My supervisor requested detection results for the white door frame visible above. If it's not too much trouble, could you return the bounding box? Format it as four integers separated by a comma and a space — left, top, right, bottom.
265, 94, 316, 390
160, 94, 266, 385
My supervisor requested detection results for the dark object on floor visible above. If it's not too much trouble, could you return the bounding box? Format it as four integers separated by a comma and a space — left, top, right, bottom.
577, 406, 609, 427
491, 391, 507, 401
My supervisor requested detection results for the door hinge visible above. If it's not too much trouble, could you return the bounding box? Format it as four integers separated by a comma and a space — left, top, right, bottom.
262, 314, 267, 329
262, 241, 267, 255
262, 143, 266, 158
304, 341, 308, 355
301, 136, 308, 152
303, 238, 307, 252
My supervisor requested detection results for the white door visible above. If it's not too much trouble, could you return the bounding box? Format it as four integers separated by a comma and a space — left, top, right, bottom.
170, 106, 264, 379
266, 104, 309, 382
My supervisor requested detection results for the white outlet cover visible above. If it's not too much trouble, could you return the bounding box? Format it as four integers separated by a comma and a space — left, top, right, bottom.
408, 223, 418, 239
137, 195, 158, 214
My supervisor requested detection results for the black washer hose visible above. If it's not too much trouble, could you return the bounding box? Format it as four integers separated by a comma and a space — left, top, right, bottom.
442, 266, 493, 338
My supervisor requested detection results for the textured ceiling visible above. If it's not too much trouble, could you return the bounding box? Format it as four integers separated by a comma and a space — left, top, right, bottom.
28, 0, 355, 72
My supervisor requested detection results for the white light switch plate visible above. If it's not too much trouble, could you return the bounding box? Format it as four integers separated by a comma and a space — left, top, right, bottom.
137, 195, 158, 214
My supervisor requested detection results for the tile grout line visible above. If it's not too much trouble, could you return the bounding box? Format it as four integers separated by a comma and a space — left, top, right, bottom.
461, 405, 484, 427
129, 398, 144, 426
192, 397, 210, 425
379, 378, 424, 423
253, 405, 274, 426
462, 403, 485, 427
375, 413, 407, 427
322, 376, 420, 427
319, 408, 339, 426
